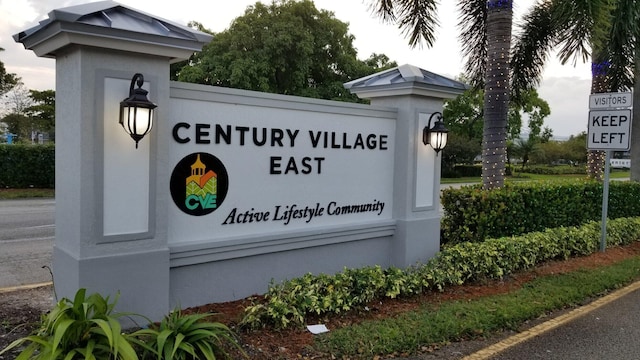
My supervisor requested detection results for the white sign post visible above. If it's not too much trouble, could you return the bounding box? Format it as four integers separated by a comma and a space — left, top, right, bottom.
588, 92, 633, 252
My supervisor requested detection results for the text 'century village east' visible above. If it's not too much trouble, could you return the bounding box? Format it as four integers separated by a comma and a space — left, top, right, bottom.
172, 122, 389, 175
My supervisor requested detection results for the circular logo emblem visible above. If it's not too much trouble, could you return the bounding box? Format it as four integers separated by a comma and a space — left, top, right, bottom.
170, 152, 229, 216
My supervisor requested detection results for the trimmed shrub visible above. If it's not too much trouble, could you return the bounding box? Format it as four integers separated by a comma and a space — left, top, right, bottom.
441, 180, 640, 245
0, 144, 55, 188
442, 164, 482, 178
240, 217, 640, 330
518, 164, 586, 175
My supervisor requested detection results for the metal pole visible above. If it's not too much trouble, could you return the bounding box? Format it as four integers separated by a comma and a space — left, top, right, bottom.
600, 151, 611, 252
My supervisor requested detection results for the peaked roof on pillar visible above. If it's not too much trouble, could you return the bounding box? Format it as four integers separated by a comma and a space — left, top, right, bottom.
13, 0, 212, 61
344, 64, 469, 99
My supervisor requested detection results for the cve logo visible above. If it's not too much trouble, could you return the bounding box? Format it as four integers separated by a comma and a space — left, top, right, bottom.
170, 152, 229, 216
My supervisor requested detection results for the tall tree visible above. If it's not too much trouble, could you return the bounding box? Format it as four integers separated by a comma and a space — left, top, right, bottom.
26, 90, 56, 138
632, 48, 640, 181
371, 0, 514, 189
1, 84, 33, 142
175, 0, 396, 102
0, 48, 19, 97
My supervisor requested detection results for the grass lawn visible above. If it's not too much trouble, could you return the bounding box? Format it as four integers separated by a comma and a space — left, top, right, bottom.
311, 249, 640, 358
0, 188, 55, 200
440, 169, 630, 184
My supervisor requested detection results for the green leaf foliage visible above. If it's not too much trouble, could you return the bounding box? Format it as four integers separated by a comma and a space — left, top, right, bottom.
0, 144, 54, 188
1, 290, 244, 360
0, 47, 19, 96
175, 0, 396, 103
315, 256, 640, 357
0, 289, 139, 360
441, 180, 640, 244
130, 310, 244, 360
240, 216, 640, 330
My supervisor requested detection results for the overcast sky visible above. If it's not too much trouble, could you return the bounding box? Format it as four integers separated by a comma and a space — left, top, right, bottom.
1, 0, 593, 137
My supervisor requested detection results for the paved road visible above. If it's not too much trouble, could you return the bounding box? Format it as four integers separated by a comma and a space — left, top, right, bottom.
488, 285, 640, 360
0, 198, 54, 288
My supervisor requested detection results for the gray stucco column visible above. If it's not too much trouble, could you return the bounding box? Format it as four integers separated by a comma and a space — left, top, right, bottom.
345, 65, 467, 266
14, 2, 211, 320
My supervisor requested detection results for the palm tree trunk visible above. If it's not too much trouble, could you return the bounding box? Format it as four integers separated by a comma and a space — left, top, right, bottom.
631, 49, 640, 182
587, 59, 608, 181
482, 0, 512, 189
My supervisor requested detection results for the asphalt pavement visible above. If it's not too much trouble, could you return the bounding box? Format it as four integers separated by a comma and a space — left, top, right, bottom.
467, 281, 640, 360
0, 198, 54, 288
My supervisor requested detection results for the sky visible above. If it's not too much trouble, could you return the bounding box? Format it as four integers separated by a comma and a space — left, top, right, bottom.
0, 0, 593, 137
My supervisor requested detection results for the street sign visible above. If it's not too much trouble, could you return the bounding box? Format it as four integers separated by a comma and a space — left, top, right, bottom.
587, 92, 634, 252
587, 109, 632, 150
589, 92, 632, 109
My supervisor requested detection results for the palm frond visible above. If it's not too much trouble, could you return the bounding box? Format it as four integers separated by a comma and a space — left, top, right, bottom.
603, 0, 637, 91
510, 0, 556, 98
368, 0, 440, 47
368, 0, 397, 22
458, 0, 488, 89
554, 0, 616, 65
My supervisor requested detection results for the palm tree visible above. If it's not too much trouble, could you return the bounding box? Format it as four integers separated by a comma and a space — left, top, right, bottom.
512, 137, 542, 169
370, 0, 513, 189
633, 50, 640, 181
511, 0, 639, 180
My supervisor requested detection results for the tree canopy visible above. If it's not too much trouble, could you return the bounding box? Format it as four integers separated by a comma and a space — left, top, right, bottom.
443, 84, 551, 144
0, 48, 19, 97
1, 86, 55, 143
174, 0, 396, 102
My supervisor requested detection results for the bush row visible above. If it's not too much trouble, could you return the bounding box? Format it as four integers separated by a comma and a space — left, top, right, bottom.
441, 180, 640, 244
0, 144, 54, 188
442, 164, 482, 178
240, 217, 640, 329
517, 164, 586, 175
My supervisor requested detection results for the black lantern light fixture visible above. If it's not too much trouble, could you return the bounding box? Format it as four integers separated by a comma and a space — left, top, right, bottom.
119, 73, 157, 148
422, 111, 448, 155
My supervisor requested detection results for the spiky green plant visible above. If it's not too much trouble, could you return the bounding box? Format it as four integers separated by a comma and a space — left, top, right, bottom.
0, 288, 139, 360
130, 310, 244, 360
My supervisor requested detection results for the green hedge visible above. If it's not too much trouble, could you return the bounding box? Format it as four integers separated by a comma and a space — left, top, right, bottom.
517, 165, 586, 175
240, 217, 640, 329
441, 180, 640, 244
0, 144, 55, 188
442, 164, 482, 178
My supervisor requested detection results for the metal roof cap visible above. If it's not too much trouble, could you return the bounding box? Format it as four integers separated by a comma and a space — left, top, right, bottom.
14, 0, 213, 62
344, 64, 469, 100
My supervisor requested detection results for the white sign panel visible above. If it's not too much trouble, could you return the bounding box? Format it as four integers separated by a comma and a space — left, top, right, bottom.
167, 88, 396, 245
587, 109, 632, 150
589, 92, 632, 109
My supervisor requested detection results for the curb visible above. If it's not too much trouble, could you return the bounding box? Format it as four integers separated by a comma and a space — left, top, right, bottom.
0, 282, 52, 294
462, 280, 640, 360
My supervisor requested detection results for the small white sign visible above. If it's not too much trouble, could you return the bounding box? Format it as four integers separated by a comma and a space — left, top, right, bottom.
589, 92, 632, 109
587, 109, 632, 150
307, 324, 329, 334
